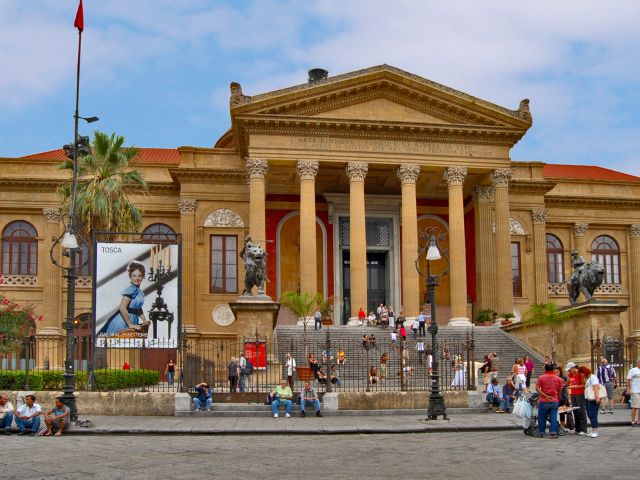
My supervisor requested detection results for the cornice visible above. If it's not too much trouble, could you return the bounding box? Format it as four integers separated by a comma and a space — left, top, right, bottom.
545, 196, 640, 209
509, 179, 556, 195
231, 64, 532, 127
169, 168, 247, 184
0, 178, 63, 191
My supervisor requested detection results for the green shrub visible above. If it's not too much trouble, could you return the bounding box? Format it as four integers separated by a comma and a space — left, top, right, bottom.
0, 371, 44, 390
0, 369, 159, 391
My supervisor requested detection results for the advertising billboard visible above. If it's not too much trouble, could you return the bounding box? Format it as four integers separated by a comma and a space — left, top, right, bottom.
94, 242, 179, 348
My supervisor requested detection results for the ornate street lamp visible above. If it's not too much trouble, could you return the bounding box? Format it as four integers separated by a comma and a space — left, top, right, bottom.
48, 8, 98, 421
415, 226, 450, 420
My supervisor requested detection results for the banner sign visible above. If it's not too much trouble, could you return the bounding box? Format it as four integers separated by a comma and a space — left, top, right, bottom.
243, 341, 267, 369
94, 242, 179, 348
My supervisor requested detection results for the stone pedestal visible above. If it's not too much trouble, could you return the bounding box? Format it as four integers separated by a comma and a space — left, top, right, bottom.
506, 301, 627, 365
229, 295, 281, 342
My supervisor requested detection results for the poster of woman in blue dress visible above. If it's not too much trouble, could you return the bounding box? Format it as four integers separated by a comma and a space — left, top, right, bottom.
97, 261, 150, 336
94, 241, 179, 348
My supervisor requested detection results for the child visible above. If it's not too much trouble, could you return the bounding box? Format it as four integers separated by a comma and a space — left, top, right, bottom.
390, 329, 398, 347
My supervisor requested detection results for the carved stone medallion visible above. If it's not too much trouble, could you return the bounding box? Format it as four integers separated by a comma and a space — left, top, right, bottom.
212, 303, 236, 327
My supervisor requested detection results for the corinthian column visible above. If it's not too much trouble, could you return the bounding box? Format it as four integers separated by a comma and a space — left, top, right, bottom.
573, 223, 589, 259
444, 167, 469, 324
297, 160, 320, 296
629, 224, 640, 338
491, 168, 513, 316
531, 209, 548, 304
41, 208, 63, 335
179, 199, 197, 334
246, 158, 268, 245
397, 164, 420, 318
346, 162, 368, 322
473, 186, 495, 311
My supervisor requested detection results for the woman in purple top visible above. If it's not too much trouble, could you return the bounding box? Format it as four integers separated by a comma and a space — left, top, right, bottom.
524, 355, 535, 388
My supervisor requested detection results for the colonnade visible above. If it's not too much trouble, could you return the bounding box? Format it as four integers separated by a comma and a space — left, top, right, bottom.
245, 158, 514, 323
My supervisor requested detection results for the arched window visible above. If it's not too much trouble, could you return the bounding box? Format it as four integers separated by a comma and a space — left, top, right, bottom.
2, 221, 38, 275
142, 223, 177, 242
592, 235, 620, 284
546, 234, 564, 283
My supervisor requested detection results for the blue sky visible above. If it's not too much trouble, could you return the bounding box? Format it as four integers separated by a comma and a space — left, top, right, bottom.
1, 0, 639, 174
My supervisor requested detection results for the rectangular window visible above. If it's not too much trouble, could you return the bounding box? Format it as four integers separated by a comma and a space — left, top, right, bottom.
511, 242, 522, 297
210, 235, 237, 294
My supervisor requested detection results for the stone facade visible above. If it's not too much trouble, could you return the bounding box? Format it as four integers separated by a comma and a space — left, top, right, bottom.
2, 65, 640, 360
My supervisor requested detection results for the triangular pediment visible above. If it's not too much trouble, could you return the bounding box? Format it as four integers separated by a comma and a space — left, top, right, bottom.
229, 64, 532, 129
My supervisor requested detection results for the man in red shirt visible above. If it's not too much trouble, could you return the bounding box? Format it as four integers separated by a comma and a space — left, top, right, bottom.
535, 363, 565, 438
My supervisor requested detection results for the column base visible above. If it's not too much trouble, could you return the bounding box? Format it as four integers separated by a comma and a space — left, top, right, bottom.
448, 317, 472, 326
347, 317, 365, 326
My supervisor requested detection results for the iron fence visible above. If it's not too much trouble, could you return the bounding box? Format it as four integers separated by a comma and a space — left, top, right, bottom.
0, 328, 478, 394
590, 329, 635, 385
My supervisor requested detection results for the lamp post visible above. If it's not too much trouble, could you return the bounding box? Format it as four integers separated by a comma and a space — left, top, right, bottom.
48, 16, 98, 422
415, 226, 449, 420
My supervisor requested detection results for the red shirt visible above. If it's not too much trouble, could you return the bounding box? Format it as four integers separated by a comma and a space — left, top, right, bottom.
358, 309, 366, 320
524, 359, 534, 373
536, 372, 565, 403
567, 373, 584, 395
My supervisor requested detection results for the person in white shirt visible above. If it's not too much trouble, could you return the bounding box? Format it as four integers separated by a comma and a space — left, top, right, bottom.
15, 394, 41, 435
285, 352, 296, 390
1, 393, 14, 434
238, 353, 247, 392
626, 359, 640, 426
416, 341, 425, 364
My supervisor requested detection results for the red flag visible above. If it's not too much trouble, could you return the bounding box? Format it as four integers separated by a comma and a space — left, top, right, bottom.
74, 0, 84, 32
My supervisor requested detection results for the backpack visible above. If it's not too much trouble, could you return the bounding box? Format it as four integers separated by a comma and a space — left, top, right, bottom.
243, 359, 254, 375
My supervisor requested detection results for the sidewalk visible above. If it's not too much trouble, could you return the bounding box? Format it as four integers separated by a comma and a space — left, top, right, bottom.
65, 409, 635, 435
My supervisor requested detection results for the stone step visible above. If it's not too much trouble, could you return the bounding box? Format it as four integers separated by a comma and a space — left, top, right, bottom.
176, 406, 490, 417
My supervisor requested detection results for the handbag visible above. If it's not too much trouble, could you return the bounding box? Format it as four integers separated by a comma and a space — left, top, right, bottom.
585, 380, 607, 401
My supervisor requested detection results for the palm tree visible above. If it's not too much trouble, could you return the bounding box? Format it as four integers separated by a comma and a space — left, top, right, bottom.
279, 291, 318, 356
58, 131, 146, 237
524, 302, 577, 362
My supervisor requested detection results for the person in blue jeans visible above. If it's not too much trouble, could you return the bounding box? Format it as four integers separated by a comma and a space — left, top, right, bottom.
299, 382, 323, 418
193, 383, 213, 411
500, 377, 518, 413
486, 377, 503, 411
15, 394, 42, 435
1, 393, 15, 434
535, 363, 565, 438
271, 380, 293, 418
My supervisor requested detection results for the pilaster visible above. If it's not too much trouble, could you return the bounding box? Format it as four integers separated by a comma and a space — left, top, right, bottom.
246, 157, 268, 245
179, 199, 197, 334
491, 168, 513, 316
40, 208, 63, 335
473, 186, 495, 312
531, 209, 548, 304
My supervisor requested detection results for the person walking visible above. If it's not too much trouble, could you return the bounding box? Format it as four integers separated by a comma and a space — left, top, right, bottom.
227, 357, 239, 393
597, 358, 616, 413
514, 358, 527, 390
534, 363, 565, 439
313, 308, 322, 331
164, 358, 176, 387
411, 317, 419, 339
417, 310, 426, 337
285, 352, 296, 390
524, 355, 535, 388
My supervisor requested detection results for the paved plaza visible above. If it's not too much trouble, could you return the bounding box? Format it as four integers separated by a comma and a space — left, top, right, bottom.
2, 427, 639, 480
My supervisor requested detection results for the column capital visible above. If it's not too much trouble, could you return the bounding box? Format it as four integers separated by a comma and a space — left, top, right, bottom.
178, 199, 197, 215
472, 185, 494, 202
245, 157, 268, 179
346, 161, 368, 182
296, 160, 319, 181
443, 166, 467, 186
396, 164, 420, 184
573, 222, 589, 236
630, 224, 640, 238
490, 168, 513, 188
531, 209, 548, 225
42, 208, 62, 223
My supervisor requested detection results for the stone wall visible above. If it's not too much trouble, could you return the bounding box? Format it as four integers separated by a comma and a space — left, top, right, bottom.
505, 302, 627, 364
7, 391, 175, 416
332, 390, 469, 410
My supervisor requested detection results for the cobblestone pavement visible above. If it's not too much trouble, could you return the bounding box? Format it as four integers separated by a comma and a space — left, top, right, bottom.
2, 427, 639, 480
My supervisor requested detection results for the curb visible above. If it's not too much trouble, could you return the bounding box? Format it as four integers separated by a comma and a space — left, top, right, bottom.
64, 420, 632, 436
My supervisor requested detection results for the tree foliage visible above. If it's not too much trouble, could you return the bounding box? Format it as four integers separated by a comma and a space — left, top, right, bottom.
58, 131, 146, 237
524, 302, 577, 361
0, 275, 40, 355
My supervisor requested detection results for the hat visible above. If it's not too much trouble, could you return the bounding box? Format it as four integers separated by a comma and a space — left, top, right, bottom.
565, 361, 577, 370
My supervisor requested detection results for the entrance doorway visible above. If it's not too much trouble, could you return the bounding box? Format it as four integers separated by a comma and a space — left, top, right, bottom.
342, 251, 389, 322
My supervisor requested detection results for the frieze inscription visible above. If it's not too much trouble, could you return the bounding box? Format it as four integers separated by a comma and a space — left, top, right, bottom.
289, 136, 498, 157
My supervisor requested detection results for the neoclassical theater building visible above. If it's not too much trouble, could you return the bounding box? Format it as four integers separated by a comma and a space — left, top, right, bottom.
2, 65, 640, 346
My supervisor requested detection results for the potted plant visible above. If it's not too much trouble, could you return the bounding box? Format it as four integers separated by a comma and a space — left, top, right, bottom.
500, 312, 515, 326
316, 294, 335, 326
475, 309, 496, 327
